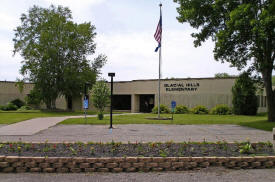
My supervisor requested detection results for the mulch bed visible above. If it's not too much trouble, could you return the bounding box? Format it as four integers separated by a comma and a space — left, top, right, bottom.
0, 141, 274, 157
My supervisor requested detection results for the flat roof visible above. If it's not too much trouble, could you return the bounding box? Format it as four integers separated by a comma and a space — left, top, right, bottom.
112, 77, 238, 83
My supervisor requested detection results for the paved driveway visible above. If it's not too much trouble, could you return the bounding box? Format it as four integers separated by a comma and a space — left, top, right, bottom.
1, 167, 275, 182
0, 124, 272, 142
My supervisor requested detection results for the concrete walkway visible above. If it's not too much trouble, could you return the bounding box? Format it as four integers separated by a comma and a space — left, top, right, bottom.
0, 113, 135, 136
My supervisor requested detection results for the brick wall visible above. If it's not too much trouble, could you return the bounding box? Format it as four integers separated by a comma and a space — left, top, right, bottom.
0, 156, 275, 173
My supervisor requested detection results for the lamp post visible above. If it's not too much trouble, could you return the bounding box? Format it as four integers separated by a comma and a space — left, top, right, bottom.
108, 73, 115, 129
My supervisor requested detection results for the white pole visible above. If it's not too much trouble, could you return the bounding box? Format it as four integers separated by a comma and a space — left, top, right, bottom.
158, 44, 161, 119
158, 3, 162, 119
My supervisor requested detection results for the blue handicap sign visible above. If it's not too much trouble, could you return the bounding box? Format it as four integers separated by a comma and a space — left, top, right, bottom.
171, 101, 176, 108
171, 101, 176, 113
83, 99, 89, 109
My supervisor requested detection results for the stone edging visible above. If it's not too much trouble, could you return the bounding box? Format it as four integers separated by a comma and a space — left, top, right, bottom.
0, 156, 275, 173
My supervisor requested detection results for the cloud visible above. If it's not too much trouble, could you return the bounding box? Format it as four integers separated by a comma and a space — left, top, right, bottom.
97, 31, 158, 81
97, 29, 240, 81
43, 0, 105, 22
0, 12, 18, 32
0, 38, 22, 81
0, 0, 106, 81
0, 0, 241, 81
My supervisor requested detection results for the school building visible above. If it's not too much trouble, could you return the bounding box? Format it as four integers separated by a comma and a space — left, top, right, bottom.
0, 77, 269, 113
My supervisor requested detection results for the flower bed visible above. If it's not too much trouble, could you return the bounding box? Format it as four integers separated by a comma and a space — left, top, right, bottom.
0, 141, 274, 157
0, 141, 274, 173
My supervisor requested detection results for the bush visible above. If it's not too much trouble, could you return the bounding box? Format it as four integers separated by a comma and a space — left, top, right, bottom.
191, 105, 208, 114
0, 105, 6, 111
210, 104, 232, 115
17, 105, 33, 111
0, 102, 18, 111
10, 98, 25, 108
152, 104, 170, 114
232, 72, 258, 115
175, 105, 189, 114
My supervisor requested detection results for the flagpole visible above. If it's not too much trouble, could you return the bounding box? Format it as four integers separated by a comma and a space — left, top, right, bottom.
158, 3, 162, 119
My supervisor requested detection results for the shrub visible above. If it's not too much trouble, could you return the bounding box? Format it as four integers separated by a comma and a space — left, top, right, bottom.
10, 98, 25, 108
152, 104, 170, 114
232, 72, 258, 115
1, 102, 18, 111
175, 105, 189, 114
0, 105, 6, 111
191, 105, 208, 114
210, 104, 232, 115
239, 142, 254, 154
17, 105, 33, 111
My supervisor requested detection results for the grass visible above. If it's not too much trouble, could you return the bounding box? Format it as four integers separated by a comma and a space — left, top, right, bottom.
60, 113, 275, 131
0, 110, 121, 125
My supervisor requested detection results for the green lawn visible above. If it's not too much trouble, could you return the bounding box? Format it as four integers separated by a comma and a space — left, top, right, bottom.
0, 110, 116, 124
60, 113, 275, 131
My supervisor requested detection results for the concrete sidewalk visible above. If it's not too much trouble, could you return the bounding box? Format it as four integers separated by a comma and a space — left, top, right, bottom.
0, 113, 134, 136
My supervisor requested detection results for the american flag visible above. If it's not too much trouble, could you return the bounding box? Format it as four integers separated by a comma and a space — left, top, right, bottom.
154, 14, 162, 52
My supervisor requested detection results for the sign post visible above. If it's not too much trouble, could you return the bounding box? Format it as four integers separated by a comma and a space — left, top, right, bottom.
83, 95, 89, 124
83, 82, 90, 124
171, 101, 176, 121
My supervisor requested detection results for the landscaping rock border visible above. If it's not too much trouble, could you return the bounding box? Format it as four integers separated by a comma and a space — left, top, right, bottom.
0, 156, 275, 173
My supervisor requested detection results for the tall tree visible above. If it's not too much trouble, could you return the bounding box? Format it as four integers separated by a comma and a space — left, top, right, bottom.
13, 5, 106, 109
174, 0, 275, 121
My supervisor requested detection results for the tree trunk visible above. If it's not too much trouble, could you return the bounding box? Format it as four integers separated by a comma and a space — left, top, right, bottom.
51, 100, 56, 110
45, 98, 56, 110
262, 70, 275, 122
45, 102, 51, 110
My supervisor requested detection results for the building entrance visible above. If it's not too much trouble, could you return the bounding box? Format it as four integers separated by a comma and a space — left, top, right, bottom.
113, 95, 131, 110
139, 95, 154, 113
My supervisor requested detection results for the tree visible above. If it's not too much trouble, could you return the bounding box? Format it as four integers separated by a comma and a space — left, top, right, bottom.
232, 72, 258, 115
214, 73, 231, 78
91, 81, 110, 120
174, 0, 275, 121
13, 5, 106, 109
272, 75, 275, 85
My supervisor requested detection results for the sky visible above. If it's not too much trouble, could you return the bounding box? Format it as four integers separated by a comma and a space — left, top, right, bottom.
0, 0, 241, 82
